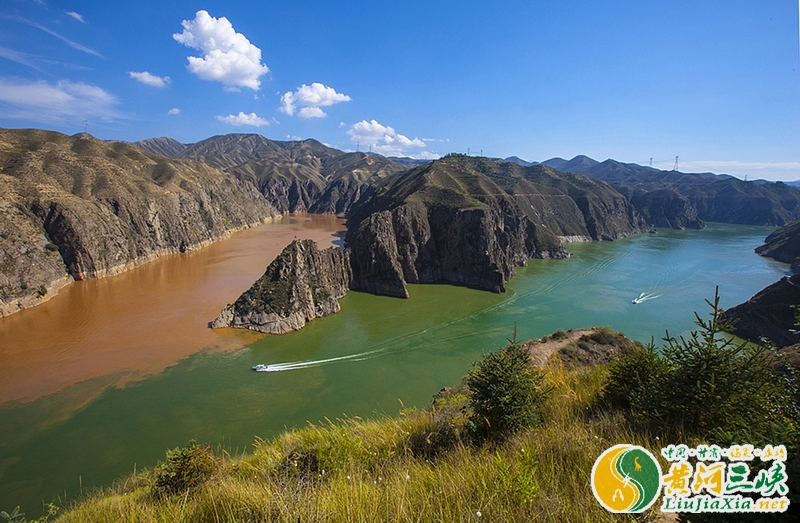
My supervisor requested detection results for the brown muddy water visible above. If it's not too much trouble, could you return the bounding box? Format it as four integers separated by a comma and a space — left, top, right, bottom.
0, 214, 345, 407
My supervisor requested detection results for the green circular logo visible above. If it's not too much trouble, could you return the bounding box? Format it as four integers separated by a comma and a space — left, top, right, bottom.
591, 444, 662, 513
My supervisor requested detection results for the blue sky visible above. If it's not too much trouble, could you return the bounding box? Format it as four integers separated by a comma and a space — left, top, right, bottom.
1, 0, 799, 180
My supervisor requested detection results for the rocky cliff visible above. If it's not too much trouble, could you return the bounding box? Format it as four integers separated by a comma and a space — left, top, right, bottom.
346, 155, 646, 298
723, 273, 800, 347
755, 218, 800, 272
0, 128, 278, 317
619, 188, 705, 229
210, 239, 350, 334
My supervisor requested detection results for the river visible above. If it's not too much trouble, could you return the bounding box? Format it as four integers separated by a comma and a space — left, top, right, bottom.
0, 220, 788, 515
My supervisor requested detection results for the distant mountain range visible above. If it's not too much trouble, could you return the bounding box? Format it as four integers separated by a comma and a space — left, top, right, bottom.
135, 134, 408, 215
134, 137, 800, 228
505, 155, 800, 227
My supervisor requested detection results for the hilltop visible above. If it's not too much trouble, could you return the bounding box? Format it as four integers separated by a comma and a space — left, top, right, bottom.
136, 134, 407, 215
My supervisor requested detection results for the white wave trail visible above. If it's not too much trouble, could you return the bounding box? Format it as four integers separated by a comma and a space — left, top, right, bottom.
632, 291, 662, 304
262, 348, 384, 372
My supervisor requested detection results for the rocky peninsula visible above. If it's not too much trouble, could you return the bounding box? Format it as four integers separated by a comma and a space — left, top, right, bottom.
210, 239, 350, 334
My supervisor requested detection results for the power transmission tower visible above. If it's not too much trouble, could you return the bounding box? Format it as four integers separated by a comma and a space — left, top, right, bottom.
673, 156, 679, 171
649, 157, 653, 167
82, 120, 88, 134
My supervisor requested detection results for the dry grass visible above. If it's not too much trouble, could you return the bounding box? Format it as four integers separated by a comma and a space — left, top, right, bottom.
52, 359, 665, 523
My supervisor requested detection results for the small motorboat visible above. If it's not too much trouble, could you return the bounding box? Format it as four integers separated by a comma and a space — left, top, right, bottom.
252, 364, 270, 372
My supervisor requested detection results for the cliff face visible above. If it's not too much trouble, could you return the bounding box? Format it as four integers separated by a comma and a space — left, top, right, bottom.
0, 128, 278, 317
755, 218, 800, 272
469, 161, 648, 242
346, 155, 648, 298
211, 239, 351, 334
622, 188, 705, 230
723, 273, 800, 347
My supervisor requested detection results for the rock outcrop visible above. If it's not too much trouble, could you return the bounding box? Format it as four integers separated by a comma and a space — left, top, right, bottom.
211, 239, 350, 334
346, 155, 647, 298
0, 128, 278, 317
755, 218, 800, 273
723, 273, 800, 347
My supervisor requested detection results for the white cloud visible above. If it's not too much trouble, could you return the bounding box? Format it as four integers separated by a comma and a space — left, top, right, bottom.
0, 46, 41, 70
21, 18, 102, 58
297, 106, 326, 119
173, 10, 269, 91
168, 108, 180, 115
414, 151, 441, 160
65, 11, 86, 23
128, 71, 170, 88
0, 78, 119, 122
347, 119, 432, 158
216, 111, 269, 127
279, 83, 351, 118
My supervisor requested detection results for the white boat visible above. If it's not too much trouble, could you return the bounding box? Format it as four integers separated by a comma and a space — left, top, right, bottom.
252, 364, 270, 372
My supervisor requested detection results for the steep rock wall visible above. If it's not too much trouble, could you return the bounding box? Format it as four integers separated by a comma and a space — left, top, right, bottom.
0, 129, 279, 317
211, 239, 351, 334
723, 273, 800, 347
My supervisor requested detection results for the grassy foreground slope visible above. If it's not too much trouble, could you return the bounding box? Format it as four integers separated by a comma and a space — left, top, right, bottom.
40, 313, 800, 522
55, 341, 641, 522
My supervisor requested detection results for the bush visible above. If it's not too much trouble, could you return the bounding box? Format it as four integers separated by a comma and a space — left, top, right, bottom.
153, 440, 217, 495
603, 289, 799, 444
466, 336, 547, 443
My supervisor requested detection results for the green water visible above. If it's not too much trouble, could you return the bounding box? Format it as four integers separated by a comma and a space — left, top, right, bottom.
0, 223, 788, 514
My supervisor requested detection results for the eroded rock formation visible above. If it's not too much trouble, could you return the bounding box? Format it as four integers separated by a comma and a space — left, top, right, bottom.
211, 239, 351, 334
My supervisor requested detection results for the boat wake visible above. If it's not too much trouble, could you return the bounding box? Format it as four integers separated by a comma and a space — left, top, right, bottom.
254, 348, 384, 372
632, 291, 662, 304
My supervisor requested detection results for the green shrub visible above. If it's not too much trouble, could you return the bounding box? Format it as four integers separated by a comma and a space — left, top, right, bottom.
603, 341, 669, 417
152, 440, 217, 495
466, 336, 547, 443
603, 289, 799, 444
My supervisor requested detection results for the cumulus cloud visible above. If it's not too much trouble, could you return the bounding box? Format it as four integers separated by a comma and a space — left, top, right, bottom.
173, 10, 269, 91
279, 82, 351, 118
168, 108, 180, 115
216, 111, 269, 127
128, 71, 170, 88
65, 11, 86, 23
0, 78, 119, 122
347, 119, 432, 157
